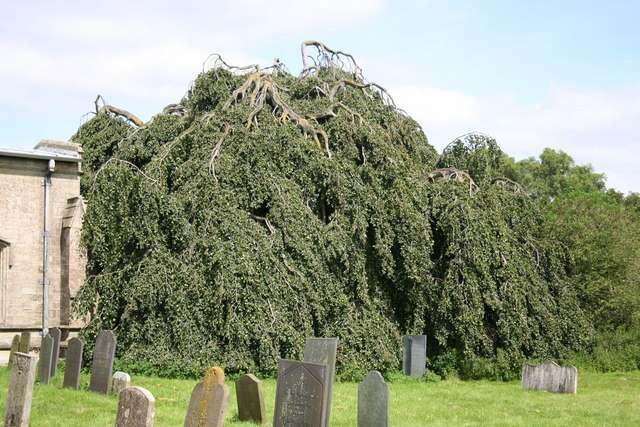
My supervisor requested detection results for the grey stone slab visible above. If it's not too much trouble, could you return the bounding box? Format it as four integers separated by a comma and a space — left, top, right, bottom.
184, 382, 229, 427
38, 334, 53, 385
112, 371, 132, 395
89, 330, 117, 394
273, 359, 327, 427
235, 374, 266, 424
8, 335, 20, 368
303, 337, 338, 427
18, 332, 31, 353
4, 352, 37, 427
49, 327, 61, 377
63, 337, 83, 390
402, 335, 427, 377
115, 386, 156, 427
522, 361, 578, 394
358, 371, 389, 427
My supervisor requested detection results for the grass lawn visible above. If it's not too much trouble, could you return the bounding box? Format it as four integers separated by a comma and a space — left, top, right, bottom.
1, 367, 639, 426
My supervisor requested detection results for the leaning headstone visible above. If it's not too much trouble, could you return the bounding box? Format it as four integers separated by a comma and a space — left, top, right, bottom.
115, 386, 156, 427
112, 372, 132, 395
402, 335, 427, 377
4, 352, 37, 427
522, 361, 578, 394
63, 337, 84, 390
8, 334, 20, 368
184, 382, 230, 427
49, 327, 61, 377
273, 359, 327, 427
303, 337, 338, 426
235, 374, 266, 424
89, 330, 117, 394
18, 332, 31, 354
358, 371, 389, 427
38, 334, 53, 385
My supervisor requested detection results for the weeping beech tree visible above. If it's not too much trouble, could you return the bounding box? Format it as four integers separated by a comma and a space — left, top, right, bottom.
73, 42, 592, 378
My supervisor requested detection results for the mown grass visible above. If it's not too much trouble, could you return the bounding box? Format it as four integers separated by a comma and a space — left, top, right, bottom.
1, 367, 639, 426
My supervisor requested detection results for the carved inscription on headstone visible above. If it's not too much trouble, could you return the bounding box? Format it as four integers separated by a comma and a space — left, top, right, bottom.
63, 337, 84, 390
402, 335, 427, 377
89, 330, 117, 394
303, 337, 338, 427
49, 327, 61, 377
273, 359, 327, 427
115, 386, 156, 427
4, 352, 37, 427
235, 374, 266, 424
38, 334, 53, 385
358, 371, 389, 427
522, 362, 578, 394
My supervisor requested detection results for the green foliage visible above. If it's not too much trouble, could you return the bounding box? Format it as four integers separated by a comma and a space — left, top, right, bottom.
73, 47, 591, 378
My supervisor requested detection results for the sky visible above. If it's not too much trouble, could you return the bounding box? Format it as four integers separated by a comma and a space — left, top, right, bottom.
1, 1, 638, 193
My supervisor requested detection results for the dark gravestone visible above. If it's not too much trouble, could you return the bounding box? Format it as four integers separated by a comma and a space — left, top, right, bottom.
49, 327, 61, 377
235, 374, 266, 424
522, 361, 578, 394
18, 332, 31, 353
38, 334, 53, 385
8, 334, 20, 368
63, 337, 84, 389
402, 335, 427, 377
358, 371, 389, 427
184, 382, 229, 427
303, 337, 338, 427
89, 330, 117, 394
4, 352, 37, 427
115, 386, 156, 427
273, 359, 327, 427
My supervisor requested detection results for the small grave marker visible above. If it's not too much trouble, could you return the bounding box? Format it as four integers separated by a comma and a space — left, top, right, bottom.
402, 335, 427, 377
89, 330, 117, 394
273, 359, 327, 427
303, 337, 338, 427
522, 361, 578, 394
38, 334, 53, 385
358, 370, 389, 427
115, 386, 156, 427
112, 372, 132, 395
184, 381, 230, 427
235, 374, 266, 424
49, 327, 61, 377
4, 352, 37, 427
63, 337, 83, 390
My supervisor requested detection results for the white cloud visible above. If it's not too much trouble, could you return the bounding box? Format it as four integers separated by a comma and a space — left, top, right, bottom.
391, 83, 640, 193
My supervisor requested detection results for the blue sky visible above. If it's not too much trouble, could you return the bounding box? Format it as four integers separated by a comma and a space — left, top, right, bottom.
1, 1, 638, 192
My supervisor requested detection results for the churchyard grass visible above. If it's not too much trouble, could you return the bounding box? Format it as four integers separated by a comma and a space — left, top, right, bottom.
1, 367, 639, 426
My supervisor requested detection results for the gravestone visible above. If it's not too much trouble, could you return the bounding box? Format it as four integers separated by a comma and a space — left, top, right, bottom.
184, 382, 229, 427
112, 371, 132, 395
4, 352, 37, 427
8, 334, 20, 368
49, 327, 61, 377
521, 362, 578, 394
357, 371, 389, 427
303, 337, 338, 427
63, 337, 84, 389
89, 330, 117, 394
402, 335, 427, 377
205, 366, 225, 385
18, 332, 31, 353
235, 374, 266, 424
273, 359, 327, 427
38, 334, 53, 385
115, 386, 156, 427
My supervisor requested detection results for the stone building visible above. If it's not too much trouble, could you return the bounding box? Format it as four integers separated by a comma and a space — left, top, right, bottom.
0, 140, 85, 349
